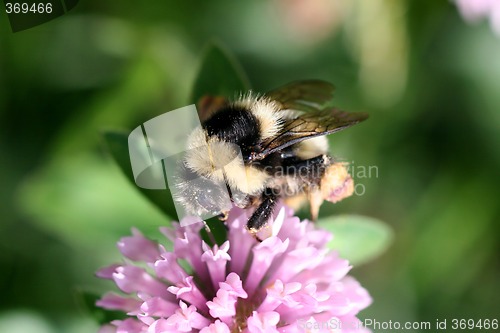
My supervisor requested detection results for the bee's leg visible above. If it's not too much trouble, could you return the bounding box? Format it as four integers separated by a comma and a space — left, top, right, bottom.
308, 190, 324, 221
246, 189, 278, 237
217, 211, 229, 221
283, 154, 332, 220
218, 211, 230, 232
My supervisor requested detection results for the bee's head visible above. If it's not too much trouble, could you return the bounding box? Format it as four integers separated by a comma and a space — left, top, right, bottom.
183, 126, 266, 195
184, 127, 241, 177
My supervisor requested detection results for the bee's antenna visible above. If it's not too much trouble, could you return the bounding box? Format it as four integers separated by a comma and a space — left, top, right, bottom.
202, 220, 217, 245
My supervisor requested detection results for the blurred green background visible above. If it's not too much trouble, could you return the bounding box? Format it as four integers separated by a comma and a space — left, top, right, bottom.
1, 0, 499, 332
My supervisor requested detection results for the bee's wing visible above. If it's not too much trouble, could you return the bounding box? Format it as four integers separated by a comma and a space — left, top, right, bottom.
197, 80, 333, 121
256, 108, 368, 159
266, 80, 336, 112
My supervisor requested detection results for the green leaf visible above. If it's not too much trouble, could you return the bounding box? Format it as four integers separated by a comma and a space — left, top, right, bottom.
190, 42, 251, 104
200, 217, 228, 247
406, 175, 497, 297
17, 153, 168, 250
317, 214, 393, 265
103, 130, 178, 221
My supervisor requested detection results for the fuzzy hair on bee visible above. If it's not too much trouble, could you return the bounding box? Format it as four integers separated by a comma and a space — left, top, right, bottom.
173, 80, 368, 235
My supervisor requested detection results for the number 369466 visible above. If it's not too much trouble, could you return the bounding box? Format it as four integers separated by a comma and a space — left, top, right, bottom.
5, 3, 53, 14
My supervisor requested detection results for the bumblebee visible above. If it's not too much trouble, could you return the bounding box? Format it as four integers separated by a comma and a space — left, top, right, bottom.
173, 80, 368, 234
